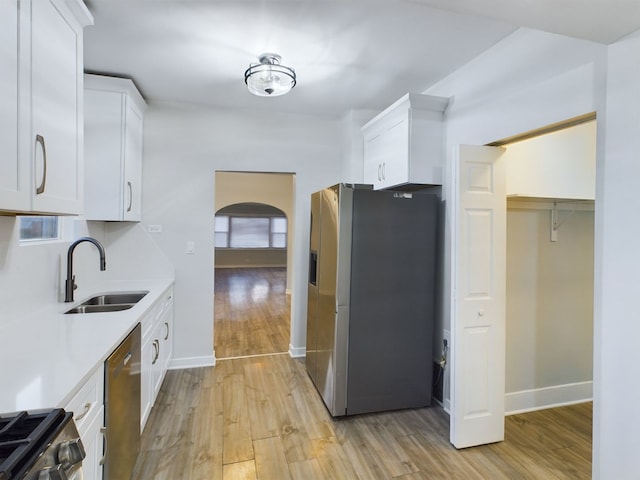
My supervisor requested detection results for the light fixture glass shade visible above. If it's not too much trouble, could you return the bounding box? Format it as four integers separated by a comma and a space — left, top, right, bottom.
244, 53, 296, 97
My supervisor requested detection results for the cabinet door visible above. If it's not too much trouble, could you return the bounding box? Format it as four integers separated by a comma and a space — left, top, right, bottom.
31, 0, 84, 214
0, 1, 27, 211
123, 100, 143, 221
363, 117, 409, 189
150, 321, 164, 400
140, 334, 155, 432
378, 117, 409, 188
84, 89, 125, 220
363, 132, 385, 189
159, 303, 173, 377
80, 405, 105, 480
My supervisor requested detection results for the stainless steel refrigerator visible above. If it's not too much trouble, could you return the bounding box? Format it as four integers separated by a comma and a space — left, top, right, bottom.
306, 183, 438, 416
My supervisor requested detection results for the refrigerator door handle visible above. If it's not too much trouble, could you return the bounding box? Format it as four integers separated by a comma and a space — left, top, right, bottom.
309, 251, 318, 285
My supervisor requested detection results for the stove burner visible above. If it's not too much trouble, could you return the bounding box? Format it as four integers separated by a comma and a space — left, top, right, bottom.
0, 409, 69, 480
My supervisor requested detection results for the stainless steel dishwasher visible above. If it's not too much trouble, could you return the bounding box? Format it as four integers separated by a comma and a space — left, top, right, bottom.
104, 323, 141, 480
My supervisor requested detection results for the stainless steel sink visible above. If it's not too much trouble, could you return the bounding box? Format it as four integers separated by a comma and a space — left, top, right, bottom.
65, 304, 136, 314
78, 291, 148, 306
64, 291, 149, 314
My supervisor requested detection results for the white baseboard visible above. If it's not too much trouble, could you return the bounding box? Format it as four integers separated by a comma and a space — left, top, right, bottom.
431, 396, 451, 416
215, 264, 286, 269
443, 397, 451, 414
168, 354, 216, 370
289, 344, 306, 358
505, 381, 593, 415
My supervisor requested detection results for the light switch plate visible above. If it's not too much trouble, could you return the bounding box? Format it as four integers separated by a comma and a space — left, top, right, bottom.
186, 241, 195, 254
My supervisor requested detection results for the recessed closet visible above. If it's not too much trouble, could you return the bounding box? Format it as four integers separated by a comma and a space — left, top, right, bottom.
504, 120, 595, 413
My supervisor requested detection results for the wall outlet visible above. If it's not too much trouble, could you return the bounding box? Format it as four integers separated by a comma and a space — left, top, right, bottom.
147, 224, 162, 233
442, 329, 451, 408
186, 241, 195, 254
432, 361, 444, 403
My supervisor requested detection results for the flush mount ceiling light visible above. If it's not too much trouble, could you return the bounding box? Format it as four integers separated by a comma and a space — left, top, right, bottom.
244, 53, 296, 97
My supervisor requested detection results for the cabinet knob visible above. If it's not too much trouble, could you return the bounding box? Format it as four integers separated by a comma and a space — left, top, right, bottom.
38, 464, 68, 480
57, 438, 86, 468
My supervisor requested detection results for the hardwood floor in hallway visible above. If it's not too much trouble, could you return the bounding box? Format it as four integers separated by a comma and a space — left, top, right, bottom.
132, 354, 592, 480
214, 267, 290, 359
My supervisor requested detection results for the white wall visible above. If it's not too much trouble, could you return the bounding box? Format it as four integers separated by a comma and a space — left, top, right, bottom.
506, 206, 594, 412
0, 217, 172, 331
141, 103, 344, 364
0, 218, 105, 325
595, 29, 640, 479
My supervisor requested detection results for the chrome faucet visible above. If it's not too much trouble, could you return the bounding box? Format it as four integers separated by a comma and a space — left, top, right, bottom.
65, 237, 106, 303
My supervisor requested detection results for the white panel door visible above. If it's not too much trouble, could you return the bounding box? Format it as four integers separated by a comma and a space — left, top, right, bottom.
451, 144, 506, 448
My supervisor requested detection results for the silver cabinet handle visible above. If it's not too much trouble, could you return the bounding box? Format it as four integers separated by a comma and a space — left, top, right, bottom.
163, 322, 170, 340
75, 402, 92, 421
152, 339, 160, 365
382, 162, 386, 180
35, 134, 47, 195
377, 163, 382, 181
126, 181, 133, 212
99, 427, 108, 466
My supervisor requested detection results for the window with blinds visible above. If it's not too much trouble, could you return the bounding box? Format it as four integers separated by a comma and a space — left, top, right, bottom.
215, 215, 287, 249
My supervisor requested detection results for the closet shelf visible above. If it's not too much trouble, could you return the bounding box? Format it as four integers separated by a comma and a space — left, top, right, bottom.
507, 195, 594, 211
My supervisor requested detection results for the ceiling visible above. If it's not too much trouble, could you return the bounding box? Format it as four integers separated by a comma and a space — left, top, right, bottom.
83, 0, 640, 118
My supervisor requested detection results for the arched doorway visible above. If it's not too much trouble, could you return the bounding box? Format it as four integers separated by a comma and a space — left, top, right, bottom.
213, 171, 295, 359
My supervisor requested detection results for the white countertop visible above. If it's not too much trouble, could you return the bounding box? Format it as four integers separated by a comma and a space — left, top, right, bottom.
0, 278, 174, 413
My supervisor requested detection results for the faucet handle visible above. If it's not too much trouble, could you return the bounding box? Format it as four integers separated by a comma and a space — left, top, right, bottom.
72, 275, 77, 291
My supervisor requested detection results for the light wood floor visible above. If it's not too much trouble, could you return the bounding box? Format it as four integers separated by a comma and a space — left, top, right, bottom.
214, 267, 290, 359
138, 267, 592, 478
132, 354, 592, 480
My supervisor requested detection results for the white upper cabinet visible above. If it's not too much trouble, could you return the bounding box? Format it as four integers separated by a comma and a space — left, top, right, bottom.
362, 93, 448, 190
84, 74, 146, 221
31, 0, 89, 214
0, 0, 92, 215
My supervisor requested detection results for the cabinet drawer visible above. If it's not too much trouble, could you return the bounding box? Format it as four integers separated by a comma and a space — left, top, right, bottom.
141, 287, 174, 343
141, 302, 162, 343
65, 365, 104, 436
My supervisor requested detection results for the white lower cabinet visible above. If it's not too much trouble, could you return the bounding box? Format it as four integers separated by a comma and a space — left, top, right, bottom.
81, 404, 105, 480
141, 287, 174, 432
65, 364, 104, 480
62, 283, 175, 478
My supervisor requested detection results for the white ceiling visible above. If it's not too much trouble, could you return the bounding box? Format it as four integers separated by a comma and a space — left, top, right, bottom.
83, 0, 640, 117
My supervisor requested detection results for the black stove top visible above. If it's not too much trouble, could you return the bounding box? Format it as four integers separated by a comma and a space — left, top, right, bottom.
0, 409, 70, 480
